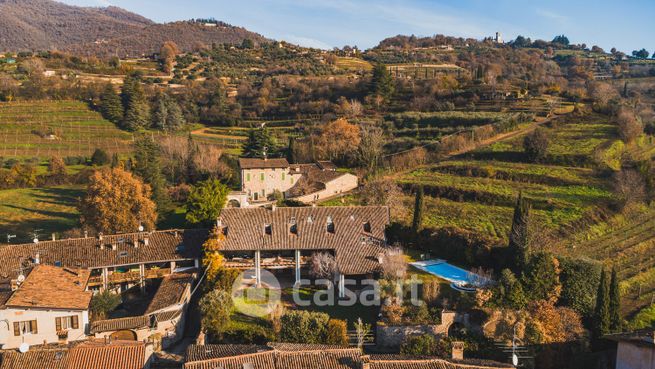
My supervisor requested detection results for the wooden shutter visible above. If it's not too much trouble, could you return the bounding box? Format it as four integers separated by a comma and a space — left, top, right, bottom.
72, 315, 79, 329
31, 320, 37, 334
13, 322, 19, 336
55, 317, 62, 331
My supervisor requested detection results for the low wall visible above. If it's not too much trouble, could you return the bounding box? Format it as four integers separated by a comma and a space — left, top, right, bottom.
376, 310, 469, 349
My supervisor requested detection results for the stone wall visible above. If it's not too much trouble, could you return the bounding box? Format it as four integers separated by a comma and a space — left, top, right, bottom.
375, 310, 469, 349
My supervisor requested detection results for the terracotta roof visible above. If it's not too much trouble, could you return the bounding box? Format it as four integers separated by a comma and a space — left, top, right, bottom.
183, 344, 361, 369
90, 309, 181, 334
66, 340, 145, 369
0, 229, 206, 281
605, 329, 655, 347
368, 355, 513, 369
239, 158, 290, 169
0, 291, 12, 309
145, 273, 193, 314
218, 206, 390, 274
0, 348, 68, 369
5, 265, 91, 310
186, 344, 272, 362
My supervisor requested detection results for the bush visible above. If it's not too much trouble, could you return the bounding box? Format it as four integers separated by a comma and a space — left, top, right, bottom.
222, 324, 274, 344
325, 319, 348, 345
400, 334, 444, 356
91, 148, 110, 166
279, 310, 330, 344
90, 290, 121, 320
559, 257, 602, 318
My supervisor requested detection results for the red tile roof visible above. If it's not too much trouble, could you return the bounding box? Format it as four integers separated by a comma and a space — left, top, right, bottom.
239, 158, 290, 169
5, 265, 91, 310
218, 206, 389, 274
66, 340, 145, 369
145, 273, 193, 314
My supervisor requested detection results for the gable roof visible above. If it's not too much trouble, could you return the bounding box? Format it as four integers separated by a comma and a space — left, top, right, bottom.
0, 229, 206, 282
90, 309, 181, 334
239, 158, 290, 169
218, 206, 390, 274
367, 355, 513, 369
145, 273, 193, 314
0, 348, 68, 369
65, 340, 145, 369
6, 265, 92, 310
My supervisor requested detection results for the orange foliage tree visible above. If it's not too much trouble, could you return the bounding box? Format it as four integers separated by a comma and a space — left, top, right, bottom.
80, 167, 157, 234
314, 118, 361, 161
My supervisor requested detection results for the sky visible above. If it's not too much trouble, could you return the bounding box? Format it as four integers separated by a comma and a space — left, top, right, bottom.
60, 0, 654, 54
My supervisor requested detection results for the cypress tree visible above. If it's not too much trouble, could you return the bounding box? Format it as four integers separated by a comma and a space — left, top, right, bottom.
609, 268, 621, 332
411, 186, 425, 234
186, 133, 198, 183
594, 269, 611, 339
99, 83, 124, 124
508, 193, 530, 272
121, 73, 150, 131
287, 136, 297, 164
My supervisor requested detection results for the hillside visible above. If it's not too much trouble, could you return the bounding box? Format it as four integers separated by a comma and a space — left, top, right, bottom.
0, 0, 268, 56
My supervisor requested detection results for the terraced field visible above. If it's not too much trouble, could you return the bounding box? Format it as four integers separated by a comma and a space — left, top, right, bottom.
396, 113, 621, 242
0, 100, 133, 158
561, 206, 655, 316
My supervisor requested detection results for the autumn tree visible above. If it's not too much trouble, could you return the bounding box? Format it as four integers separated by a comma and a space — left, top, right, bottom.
0, 73, 19, 102
99, 83, 123, 124
525, 300, 584, 344
186, 178, 229, 225
159, 41, 179, 73
508, 193, 531, 272
613, 169, 646, 208
48, 156, 67, 178
80, 167, 157, 234
202, 226, 226, 284
315, 118, 361, 162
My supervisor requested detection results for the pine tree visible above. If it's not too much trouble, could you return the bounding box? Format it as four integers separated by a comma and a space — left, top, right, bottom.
99, 83, 123, 124
594, 269, 610, 339
133, 135, 172, 214
370, 63, 395, 102
508, 193, 530, 272
121, 73, 150, 131
151, 92, 185, 131
609, 268, 622, 332
411, 186, 425, 234
242, 128, 277, 158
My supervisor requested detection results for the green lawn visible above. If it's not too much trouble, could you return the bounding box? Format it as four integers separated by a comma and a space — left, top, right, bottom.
0, 185, 84, 243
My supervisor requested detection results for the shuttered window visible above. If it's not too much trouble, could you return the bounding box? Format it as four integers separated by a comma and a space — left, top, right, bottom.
14, 320, 37, 336
56, 315, 79, 331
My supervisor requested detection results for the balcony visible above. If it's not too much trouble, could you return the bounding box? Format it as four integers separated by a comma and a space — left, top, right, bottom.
108, 271, 141, 284
145, 268, 170, 279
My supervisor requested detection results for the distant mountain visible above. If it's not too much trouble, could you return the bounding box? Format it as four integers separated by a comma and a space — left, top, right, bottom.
0, 0, 269, 56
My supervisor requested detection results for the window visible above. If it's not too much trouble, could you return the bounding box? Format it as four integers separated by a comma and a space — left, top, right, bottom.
289, 218, 298, 235
363, 222, 372, 233
55, 315, 79, 331
282, 173, 286, 181
13, 320, 37, 336
326, 216, 335, 233
260, 173, 264, 182
246, 173, 251, 181
264, 224, 272, 235
54, 261, 62, 267
118, 251, 128, 257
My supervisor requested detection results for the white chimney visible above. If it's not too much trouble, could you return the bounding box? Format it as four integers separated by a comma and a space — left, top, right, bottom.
143, 237, 148, 246
34, 253, 40, 264
51, 233, 56, 241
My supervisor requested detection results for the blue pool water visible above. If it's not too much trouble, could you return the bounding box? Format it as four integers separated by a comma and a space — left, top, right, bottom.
412, 260, 471, 283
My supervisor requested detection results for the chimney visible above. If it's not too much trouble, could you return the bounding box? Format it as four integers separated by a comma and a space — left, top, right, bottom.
51, 233, 56, 241
360, 355, 370, 369
98, 233, 103, 242
143, 236, 149, 247
111, 243, 117, 251
84, 230, 88, 238
271, 204, 276, 212
451, 341, 464, 361
34, 253, 40, 264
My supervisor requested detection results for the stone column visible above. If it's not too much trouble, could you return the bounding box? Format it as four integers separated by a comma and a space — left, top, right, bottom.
254, 250, 261, 287
102, 267, 109, 291
294, 250, 301, 285
338, 273, 346, 299
170, 261, 176, 274
139, 264, 145, 291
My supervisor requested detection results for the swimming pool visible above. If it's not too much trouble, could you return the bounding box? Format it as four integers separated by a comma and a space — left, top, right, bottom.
411, 259, 490, 291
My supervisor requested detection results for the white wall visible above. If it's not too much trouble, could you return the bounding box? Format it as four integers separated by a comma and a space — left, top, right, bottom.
293, 174, 358, 204
0, 307, 87, 349
241, 167, 302, 201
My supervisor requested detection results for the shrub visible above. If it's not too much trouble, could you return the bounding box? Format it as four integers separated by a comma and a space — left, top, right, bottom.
559, 257, 602, 318
279, 310, 330, 344
523, 128, 549, 162
90, 290, 121, 320
325, 319, 348, 345
91, 148, 110, 166
400, 334, 443, 356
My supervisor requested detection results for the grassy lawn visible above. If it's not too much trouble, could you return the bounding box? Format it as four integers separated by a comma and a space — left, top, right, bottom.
0, 185, 84, 243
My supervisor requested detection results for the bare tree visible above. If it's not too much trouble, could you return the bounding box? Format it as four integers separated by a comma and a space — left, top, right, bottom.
614, 169, 646, 208
356, 125, 385, 173
355, 317, 372, 349
359, 178, 405, 219
617, 108, 643, 144
310, 252, 337, 280
380, 246, 407, 280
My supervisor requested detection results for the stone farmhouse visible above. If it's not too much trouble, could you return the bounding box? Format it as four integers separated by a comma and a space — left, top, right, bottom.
183, 343, 513, 369
217, 206, 390, 297
606, 329, 655, 369
236, 158, 358, 205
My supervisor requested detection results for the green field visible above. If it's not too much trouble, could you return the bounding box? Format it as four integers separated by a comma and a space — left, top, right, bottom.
0, 185, 84, 243
0, 100, 133, 158
395, 114, 619, 241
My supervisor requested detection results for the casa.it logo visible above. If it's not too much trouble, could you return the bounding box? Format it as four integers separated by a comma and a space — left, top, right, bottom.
231, 268, 282, 318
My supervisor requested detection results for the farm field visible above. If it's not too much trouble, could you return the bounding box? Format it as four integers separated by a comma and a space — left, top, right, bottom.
559, 205, 655, 317
0, 185, 84, 243
396, 113, 623, 242
335, 57, 373, 72
0, 100, 133, 158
